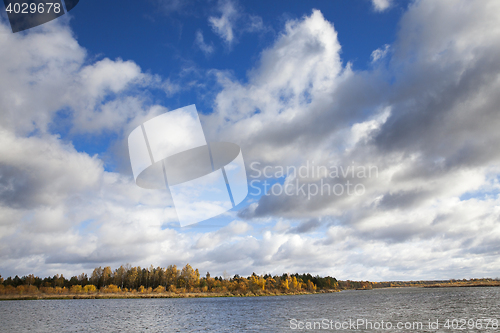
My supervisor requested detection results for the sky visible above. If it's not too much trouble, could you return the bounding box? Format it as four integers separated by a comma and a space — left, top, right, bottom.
1, 0, 500, 281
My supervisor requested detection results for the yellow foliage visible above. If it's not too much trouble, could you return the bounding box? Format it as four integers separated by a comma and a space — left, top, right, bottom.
281, 279, 289, 290
238, 281, 248, 292
16, 285, 26, 295
154, 286, 165, 293
101, 284, 120, 293
41, 286, 54, 294
84, 285, 97, 293
266, 278, 276, 290
250, 275, 266, 291
70, 285, 83, 294
54, 287, 66, 294
291, 276, 298, 290
26, 285, 38, 294
4, 285, 16, 295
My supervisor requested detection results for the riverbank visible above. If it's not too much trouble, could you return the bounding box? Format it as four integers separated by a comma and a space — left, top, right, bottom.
373, 280, 500, 289
0, 289, 341, 301
3, 282, 500, 300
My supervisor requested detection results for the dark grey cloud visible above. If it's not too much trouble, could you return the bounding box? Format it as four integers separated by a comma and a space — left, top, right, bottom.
287, 218, 322, 234
378, 190, 431, 211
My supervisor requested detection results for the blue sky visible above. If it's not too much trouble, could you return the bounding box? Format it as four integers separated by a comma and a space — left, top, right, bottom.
65, 0, 409, 164
1, 0, 500, 282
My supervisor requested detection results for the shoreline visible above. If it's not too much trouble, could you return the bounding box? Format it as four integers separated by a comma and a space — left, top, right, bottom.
2, 284, 500, 301
0, 289, 340, 301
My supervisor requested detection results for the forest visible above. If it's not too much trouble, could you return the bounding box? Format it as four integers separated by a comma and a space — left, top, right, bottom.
1, 264, 498, 299
0, 263, 340, 297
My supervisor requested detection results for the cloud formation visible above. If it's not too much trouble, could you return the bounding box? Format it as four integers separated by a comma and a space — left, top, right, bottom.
371, 0, 392, 12
209, 0, 239, 45
194, 30, 215, 55
207, 0, 265, 47
204, 0, 500, 278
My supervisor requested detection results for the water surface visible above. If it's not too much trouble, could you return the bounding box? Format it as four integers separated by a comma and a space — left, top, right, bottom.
1, 287, 499, 332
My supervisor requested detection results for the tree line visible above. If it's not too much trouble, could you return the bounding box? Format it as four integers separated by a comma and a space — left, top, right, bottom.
0, 264, 340, 296
2, 265, 497, 297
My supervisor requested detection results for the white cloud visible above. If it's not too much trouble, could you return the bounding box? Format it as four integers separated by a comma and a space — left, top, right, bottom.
195, 220, 251, 249
194, 30, 215, 55
0, 18, 181, 277
203, 9, 345, 164
0, 20, 172, 136
77, 58, 142, 100
0, 129, 102, 209
202, 0, 500, 279
209, 0, 239, 45
246, 15, 264, 32
207, 0, 265, 47
370, 44, 390, 63
372, 0, 392, 12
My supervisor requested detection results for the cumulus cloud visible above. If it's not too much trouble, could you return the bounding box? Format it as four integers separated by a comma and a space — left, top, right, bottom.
0, 18, 178, 277
0, 130, 102, 209
202, 0, 500, 279
205, 1, 500, 221
0, 20, 169, 137
203, 9, 346, 160
194, 220, 251, 249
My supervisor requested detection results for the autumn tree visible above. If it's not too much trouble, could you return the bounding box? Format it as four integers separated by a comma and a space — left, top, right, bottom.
250, 274, 265, 292
291, 276, 298, 290
165, 265, 179, 290
180, 264, 199, 290
54, 274, 66, 288
114, 266, 126, 289
281, 278, 289, 291
90, 267, 103, 288
126, 267, 139, 289
102, 266, 112, 287
25, 274, 35, 286
77, 273, 88, 286
307, 280, 316, 291
157, 267, 166, 288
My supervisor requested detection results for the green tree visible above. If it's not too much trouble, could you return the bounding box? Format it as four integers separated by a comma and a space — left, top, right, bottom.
90, 267, 103, 288
78, 273, 88, 286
